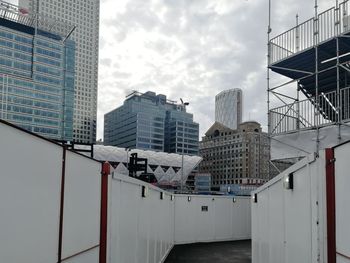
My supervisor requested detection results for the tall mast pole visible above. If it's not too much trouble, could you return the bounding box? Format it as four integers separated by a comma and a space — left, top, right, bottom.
267, 0, 272, 178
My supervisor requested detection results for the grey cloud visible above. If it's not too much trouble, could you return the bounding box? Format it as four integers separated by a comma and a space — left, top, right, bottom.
98, 0, 332, 138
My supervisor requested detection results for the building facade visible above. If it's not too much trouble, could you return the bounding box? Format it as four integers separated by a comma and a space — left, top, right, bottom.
20, 0, 100, 143
104, 91, 199, 155
199, 121, 269, 186
194, 173, 211, 192
0, 2, 75, 140
215, 88, 242, 130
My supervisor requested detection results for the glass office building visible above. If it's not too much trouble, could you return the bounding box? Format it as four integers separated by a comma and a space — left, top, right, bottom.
0, 2, 75, 141
215, 88, 242, 130
104, 91, 199, 155
20, 0, 100, 144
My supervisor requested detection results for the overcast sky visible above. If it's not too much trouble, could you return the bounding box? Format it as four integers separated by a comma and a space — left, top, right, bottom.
9, 0, 332, 140
97, 0, 333, 141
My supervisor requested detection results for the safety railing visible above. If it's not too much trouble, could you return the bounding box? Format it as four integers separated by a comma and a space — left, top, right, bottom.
270, 87, 350, 135
269, 1, 350, 65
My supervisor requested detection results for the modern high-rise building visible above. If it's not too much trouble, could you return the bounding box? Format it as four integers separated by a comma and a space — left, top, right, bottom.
104, 91, 199, 155
215, 88, 242, 130
0, 1, 75, 140
199, 121, 269, 186
19, 0, 100, 143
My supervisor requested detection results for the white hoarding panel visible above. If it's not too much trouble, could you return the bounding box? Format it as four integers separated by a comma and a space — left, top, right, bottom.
267, 183, 284, 263
62, 151, 101, 261
284, 167, 312, 262
108, 174, 175, 263
63, 246, 99, 263
252, 153, 330, 263
174, 195, 251, 245
335, 144, 350, 262
0, 123, 62, 263
214, 198, 232, 240
174, 196, 197, 244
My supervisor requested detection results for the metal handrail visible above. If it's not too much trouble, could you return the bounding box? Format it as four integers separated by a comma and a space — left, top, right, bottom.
269, 87, 350, 135
269, 1, 350, 65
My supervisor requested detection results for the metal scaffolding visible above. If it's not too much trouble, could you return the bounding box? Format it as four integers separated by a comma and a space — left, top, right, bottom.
268, 0, 350, 158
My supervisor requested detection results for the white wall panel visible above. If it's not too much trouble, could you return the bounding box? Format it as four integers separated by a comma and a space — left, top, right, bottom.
214, 198, 232, 240
284, 167, 312, 262
63, 246, 99, 263
62, 151, 101, 261
108, 174, 175, 263
335, 144, 350, 262
252, 153, 330, 263
267, 183, 284, 263
174, 195, 251, 245
0, 123, 62, 263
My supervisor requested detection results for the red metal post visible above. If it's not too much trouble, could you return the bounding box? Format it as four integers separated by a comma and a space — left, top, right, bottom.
58, 146, 67, 263
99, 162, 110, 263
325, 148, 336, 263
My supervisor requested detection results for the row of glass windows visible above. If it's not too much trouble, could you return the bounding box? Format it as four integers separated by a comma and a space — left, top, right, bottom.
35, 55, 61, 67
9, 78, 61, 95
8, 86, 60, 101
137, 137, 163, 145
5, 96, 60, 111
8, 114, 59, 127
0, 30, 32, 44
35, 74, 62, 86
0, 57, 31, 72
35, 64, 62, 77
36, 39, 62, 51
0, 38, 34, 53
36, 47, 61, 59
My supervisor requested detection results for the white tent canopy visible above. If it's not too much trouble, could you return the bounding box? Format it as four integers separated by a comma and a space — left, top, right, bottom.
93, 145, 202, 185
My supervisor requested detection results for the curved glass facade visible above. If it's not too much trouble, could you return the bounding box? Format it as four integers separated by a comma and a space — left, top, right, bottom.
215, 88, 242, 130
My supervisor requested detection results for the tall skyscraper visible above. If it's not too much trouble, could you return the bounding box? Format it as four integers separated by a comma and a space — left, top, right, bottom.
215, 88, 242, 130
104, 91, 199, 155
0, 1, 75, 140
19, 0, 100, 143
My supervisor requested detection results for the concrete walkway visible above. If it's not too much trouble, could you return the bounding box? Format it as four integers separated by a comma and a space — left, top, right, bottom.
165, 240, 251, 263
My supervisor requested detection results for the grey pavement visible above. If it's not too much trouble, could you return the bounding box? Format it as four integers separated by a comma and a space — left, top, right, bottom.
165, 240, 251, 263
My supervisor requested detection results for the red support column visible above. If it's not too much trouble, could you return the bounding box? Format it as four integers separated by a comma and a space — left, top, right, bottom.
99, 162, 110, 263
58, 146, 67, 263
325, 148, 336, 263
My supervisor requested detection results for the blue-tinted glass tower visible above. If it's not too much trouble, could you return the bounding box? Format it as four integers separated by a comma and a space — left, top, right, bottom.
0, 2, 75, 141
104, 91, 199, 155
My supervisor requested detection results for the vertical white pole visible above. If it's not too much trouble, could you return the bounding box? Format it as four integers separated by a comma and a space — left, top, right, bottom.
267, 0, 272, 179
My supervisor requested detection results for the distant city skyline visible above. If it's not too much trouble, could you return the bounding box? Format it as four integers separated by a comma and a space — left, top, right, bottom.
7, 0, 333, 141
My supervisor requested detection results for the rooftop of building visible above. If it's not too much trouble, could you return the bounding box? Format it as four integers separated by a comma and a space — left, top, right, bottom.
126, 90, 180, 106
0, 0, 75, 40
203, 121, 263, 139
215, 88, 242, 98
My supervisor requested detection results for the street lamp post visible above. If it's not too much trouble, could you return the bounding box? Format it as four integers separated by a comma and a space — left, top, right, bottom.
179, 98, 189, 193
